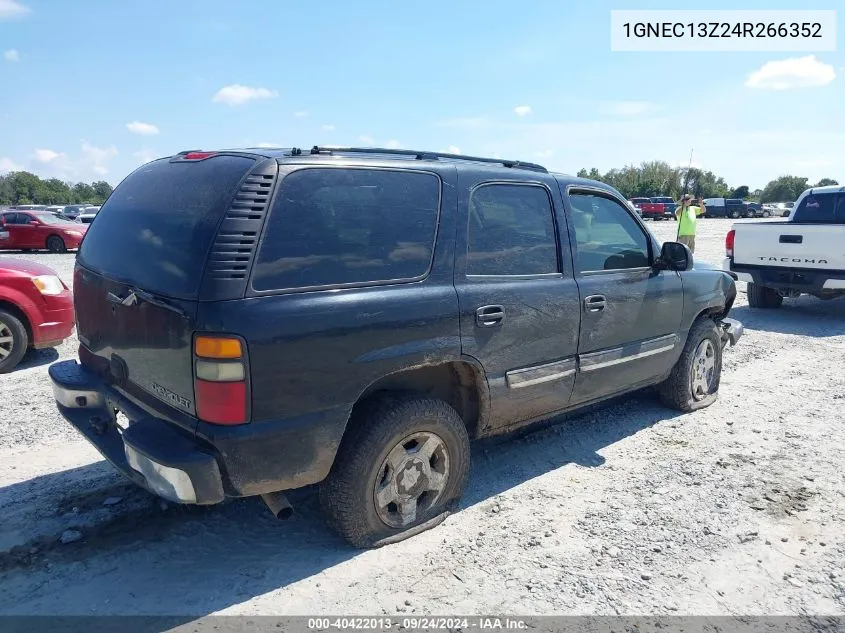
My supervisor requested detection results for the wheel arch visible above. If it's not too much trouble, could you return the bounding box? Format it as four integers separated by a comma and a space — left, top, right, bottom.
346, 359, 490, 441
0, 299, 34, 345
0, 297, 34, 347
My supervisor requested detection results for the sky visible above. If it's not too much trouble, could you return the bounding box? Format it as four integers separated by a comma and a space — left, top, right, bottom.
1, 0, 843, 190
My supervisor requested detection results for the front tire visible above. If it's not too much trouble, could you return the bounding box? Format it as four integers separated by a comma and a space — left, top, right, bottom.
0, 309, 28, 374
762, 211, 771, 218
320, 394, 470, 548
47, 235, 66, 253
748, 282, 783, 309
730, 210, 740, 219
657, 318, 723, 412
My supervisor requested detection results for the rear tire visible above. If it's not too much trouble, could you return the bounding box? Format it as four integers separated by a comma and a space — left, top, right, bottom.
762, 211, 771, 218
730, 210, 740, 219
320, 393, 470, 548
657, 318, 723, 413
747, 282, 783, 309
47, 235, 66, 253
0, 309, 28, 374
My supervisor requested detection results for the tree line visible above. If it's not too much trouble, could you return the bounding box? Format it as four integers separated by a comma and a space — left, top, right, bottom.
576, 161, 838, 203
0, 171, 114, 207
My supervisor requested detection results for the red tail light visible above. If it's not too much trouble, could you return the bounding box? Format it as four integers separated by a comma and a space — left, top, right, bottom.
193, 335, 248, 425
725, 229, 735, 258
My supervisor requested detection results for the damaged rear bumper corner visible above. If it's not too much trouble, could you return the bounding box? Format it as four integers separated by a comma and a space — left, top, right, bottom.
719, 317, 743, 348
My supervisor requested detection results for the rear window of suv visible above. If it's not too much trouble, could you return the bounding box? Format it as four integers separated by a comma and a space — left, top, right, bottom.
251, 168, 440, 292
78, 155, 256, 299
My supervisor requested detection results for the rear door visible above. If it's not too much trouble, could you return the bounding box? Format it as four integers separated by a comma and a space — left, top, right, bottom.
562, 187, 684, 405
454, 172, 581, 431
74, 153, 264, 426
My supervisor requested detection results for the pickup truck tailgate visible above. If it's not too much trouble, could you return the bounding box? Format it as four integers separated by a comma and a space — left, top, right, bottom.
733, 223, 845, 270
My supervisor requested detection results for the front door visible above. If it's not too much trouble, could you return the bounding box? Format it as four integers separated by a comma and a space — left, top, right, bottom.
454, 175, 581, 432
12, 213, 39, 249
563, 188, 684, 405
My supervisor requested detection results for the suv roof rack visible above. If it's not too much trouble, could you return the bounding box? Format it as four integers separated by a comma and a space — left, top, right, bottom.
290, 146, 549, 173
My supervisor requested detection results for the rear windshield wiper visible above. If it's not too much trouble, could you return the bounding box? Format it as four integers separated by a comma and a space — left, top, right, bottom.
106, 287, 189, 320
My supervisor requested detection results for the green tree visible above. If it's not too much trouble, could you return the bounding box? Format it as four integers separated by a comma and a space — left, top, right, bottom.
814, 178, 839, 187
760, 176, 809, 203
92, 180, 113, 200
730, 185, 750, 199
72, 182, 96, 203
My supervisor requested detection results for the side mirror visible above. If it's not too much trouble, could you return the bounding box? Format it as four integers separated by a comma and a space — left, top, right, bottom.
659, 241, 693, 271
29, 220, 40, 226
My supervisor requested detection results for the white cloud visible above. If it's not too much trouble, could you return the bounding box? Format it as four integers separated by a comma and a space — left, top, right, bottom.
535, 149, 554, 158
358, 135, 375, 145
745, 55, 835, 90
93, 165, 109, 176
133, 149, 157, 165
385, 140, 402, 149
0, 157, 22, 173
321, 124, 335, 132
294, 111, 308, 118
514, 105, 533, 117
446, 145, 461, 155
34, 148, 62, 163
212, 84, 278, 106
4, 49, 19, 62
600, 101, 657, 117
126, 121, 160, 136
0, 0, 30, 20
255, 142, 280, 148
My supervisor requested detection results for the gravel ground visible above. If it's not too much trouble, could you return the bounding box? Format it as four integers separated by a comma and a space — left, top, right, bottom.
0, 218, 843, 616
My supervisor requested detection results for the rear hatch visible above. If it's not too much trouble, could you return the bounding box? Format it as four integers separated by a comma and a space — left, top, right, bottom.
733, 191, 845, 271
74, 153, 267, 424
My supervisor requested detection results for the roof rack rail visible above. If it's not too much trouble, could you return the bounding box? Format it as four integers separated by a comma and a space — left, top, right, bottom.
294, 146, 548, 173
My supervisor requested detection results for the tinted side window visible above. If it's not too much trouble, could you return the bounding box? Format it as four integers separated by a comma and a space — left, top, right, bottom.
467, 184, 558, 276
568, 193, 651, 273
793, 192, 839, 223
1, 213, 18, 224
252, 168, 440, 291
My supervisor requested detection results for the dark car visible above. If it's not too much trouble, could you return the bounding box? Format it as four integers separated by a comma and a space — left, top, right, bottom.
0, 211, 88, 252
62, 204, 92, 220
0, 257, 74, 372
49, 146, 743, 548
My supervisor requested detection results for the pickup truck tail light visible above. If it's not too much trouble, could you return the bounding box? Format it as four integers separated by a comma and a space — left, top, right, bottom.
725, 229, 735, 258
193, 335, 249, 425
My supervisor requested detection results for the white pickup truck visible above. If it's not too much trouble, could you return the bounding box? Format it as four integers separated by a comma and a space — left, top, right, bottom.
723, 185, 845, 308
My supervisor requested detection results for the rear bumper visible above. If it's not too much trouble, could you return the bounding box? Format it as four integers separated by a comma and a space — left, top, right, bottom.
48, 359, 344, 504
719, 318, 743, 348
723, 258, 845, 293
49, 360, 224, 505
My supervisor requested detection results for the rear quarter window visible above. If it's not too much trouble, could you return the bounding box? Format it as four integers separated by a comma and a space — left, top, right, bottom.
251, 168, 440, 291
78, 155, 256, 299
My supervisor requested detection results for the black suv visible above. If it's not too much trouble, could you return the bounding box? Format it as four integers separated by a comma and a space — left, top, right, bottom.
50, 147, 743, 547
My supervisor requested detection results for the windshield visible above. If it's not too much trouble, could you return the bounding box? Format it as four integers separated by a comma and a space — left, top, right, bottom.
33, 213, 82, 226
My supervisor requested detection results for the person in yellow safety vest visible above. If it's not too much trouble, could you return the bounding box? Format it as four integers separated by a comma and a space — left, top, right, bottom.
675, 193, 705, 253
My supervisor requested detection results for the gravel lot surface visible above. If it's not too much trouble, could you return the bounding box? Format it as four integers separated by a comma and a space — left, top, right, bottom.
1, 218, 843, 616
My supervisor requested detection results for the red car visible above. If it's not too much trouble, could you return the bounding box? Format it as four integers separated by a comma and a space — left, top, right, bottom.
0, 210, 88, 253
0, 257, 75, 372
